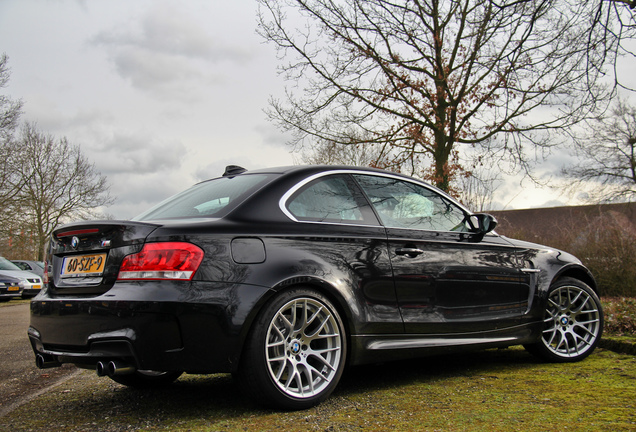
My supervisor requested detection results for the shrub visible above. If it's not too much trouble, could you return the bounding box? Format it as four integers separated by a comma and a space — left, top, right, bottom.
603, 297, 636, 336
573, 223, 636, 297
501, 215, 636, 297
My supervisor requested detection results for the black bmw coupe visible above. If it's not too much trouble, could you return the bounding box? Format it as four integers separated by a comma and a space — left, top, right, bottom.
29, 165, 603, 409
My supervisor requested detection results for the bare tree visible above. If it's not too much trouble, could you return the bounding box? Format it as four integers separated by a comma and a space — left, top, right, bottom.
0, 54, 21, 141
2, 123, 113, 260
257, 0, 630, 192
563, 98, 636, 202
456, 166, 503, 212
0, 54, 24, 205
585, 0, 636, 93
300, 136, 395, 167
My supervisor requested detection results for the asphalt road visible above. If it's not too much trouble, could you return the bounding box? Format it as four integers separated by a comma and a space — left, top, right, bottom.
0, 302, 78, 417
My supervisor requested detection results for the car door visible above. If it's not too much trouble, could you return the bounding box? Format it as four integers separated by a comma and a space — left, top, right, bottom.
353, 174, 530, 335
281, 172, 403, 334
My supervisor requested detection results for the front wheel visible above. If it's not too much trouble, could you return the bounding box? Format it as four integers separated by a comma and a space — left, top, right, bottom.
239, 288, 347, 410
525, 277, 603, 362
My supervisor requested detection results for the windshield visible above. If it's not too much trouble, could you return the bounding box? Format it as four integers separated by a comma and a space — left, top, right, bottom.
133, 174, 272, 221
0, 257, 21, 271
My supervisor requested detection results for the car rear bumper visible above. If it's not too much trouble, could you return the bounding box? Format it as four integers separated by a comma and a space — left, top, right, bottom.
28, 281, 272, 373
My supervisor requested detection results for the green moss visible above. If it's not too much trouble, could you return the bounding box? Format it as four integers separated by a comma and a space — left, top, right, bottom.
2, 347, 635, 431
599, 336, 636, 355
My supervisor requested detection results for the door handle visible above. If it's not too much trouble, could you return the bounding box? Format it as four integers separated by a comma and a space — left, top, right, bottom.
395, 248, 424, 257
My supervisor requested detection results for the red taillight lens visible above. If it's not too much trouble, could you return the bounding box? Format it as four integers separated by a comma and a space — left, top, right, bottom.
118, 242, 204, 281
43, 260, 49, 284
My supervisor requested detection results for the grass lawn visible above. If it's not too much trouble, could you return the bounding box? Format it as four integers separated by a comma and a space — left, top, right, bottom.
1, 346, 634, 431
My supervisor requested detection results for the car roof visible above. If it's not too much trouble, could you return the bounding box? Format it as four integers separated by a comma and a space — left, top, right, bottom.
208, 164, 429, 187
240, 165, 453, 200
232, 164, 405, 176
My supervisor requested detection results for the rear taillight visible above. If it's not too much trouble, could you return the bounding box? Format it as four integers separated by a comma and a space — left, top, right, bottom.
118, 242, 204, 281
43, 260, 49, 284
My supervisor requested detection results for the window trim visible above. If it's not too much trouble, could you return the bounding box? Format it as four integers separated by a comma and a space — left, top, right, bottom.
280, 172, 380, 226
352, 173, 471, 233
279, 170, 472, 231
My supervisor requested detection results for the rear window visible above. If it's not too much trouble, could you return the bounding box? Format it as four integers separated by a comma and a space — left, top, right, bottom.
133, 174, 271, 221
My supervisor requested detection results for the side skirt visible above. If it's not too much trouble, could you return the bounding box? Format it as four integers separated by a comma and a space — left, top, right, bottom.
348, 323, 539, 365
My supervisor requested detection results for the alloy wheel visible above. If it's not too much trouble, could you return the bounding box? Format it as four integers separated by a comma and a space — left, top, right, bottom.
541, 285, 602, 358
265, 297, 343, 399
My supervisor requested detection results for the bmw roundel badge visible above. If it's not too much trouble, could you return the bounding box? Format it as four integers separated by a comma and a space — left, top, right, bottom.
71, 236, 79, 249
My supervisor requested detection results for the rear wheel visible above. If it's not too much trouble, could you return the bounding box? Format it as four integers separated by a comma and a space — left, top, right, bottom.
109, 370, 182, 388
525, 277, 603, 362
239, 288, 347, 410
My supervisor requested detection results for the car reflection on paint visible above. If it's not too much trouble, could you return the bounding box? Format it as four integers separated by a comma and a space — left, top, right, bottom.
28, 165, 603, 410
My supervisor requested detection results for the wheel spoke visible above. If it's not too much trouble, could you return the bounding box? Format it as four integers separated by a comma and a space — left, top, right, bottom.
576, 317, 600, 326
547, 298, 560, 309
282, 314, 293, 332
570, 290, 583, 308
575, 323, 597, 338
267, 337, 285, 348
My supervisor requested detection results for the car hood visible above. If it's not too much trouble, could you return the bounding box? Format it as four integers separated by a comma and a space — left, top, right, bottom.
0, 270, 40, 280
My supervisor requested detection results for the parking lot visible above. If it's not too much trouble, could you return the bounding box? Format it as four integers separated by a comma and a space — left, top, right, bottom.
0, 302, 78, 417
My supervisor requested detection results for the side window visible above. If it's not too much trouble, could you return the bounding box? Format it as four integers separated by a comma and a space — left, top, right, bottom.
14, 262, 29, 270
286, 175, 375, 224
354, 174, 468, 232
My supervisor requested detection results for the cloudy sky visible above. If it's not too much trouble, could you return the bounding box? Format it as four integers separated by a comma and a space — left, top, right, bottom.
1, 1, 634, 218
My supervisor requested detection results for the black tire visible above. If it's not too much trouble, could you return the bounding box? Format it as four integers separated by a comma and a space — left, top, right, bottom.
524, 277, 603, 362
238, 288, 347, 410
109, 371, 183, 388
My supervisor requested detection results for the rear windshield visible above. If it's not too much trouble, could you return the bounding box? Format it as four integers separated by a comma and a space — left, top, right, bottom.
133, 174, 271, 221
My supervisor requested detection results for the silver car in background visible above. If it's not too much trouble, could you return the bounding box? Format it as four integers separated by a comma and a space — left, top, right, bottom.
0, 257, 43, 298
11, 260, 45, 278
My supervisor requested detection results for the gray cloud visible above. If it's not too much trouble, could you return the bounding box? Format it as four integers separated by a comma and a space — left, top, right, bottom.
253, 123, 293, 149
92, 133, 188, 176
107, 172, 191, 219
91, 2, 254, 96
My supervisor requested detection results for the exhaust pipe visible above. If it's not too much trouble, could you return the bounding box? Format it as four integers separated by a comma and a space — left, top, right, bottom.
96, 360, 136, 377
107, 361, 136, 376
35, 354, 61, 369
96, 361, 108, 377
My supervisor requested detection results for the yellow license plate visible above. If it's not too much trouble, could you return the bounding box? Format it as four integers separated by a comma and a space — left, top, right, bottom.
61, 253, 107, 277
8, 285, 19, 291
33, 285, 42, 290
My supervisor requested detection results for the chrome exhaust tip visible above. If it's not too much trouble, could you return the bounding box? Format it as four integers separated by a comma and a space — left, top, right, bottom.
96, 361, 108, 377
35, 354, 61, 369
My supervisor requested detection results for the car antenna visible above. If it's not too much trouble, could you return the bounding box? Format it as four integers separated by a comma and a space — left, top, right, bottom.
223, 165, 247, 177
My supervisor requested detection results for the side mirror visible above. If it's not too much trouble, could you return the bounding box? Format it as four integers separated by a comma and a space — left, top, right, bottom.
468, 213, 498, 235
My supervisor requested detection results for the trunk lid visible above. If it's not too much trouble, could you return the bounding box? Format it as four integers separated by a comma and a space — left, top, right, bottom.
47, 221, 160, 296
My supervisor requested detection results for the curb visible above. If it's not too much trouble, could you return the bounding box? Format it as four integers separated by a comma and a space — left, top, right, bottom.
599, 336, 636, 356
